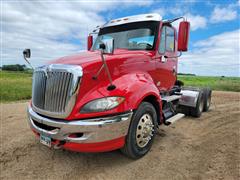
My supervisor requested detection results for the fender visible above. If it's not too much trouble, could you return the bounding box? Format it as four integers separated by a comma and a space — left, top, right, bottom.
68, 72, 162, 121
112, 72, 161, 110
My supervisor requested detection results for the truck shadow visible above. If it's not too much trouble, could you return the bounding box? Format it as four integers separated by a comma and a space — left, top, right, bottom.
36, 142, 134, 166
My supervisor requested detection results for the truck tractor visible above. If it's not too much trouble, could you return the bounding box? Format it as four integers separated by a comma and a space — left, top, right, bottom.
24, 14, 212, 159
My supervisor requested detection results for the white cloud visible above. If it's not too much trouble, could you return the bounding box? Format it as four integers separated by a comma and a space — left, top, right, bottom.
153, 3, 206, 32
169, 6, 184, 16
153, 4, 187, 18
172, 13, 207, 31
210, 5, 237, 23
179, 29, 240, 77
1, 0, 153, 67
2, 1, 239, 77
152, 8, 166, 17
185, 13, 207, 31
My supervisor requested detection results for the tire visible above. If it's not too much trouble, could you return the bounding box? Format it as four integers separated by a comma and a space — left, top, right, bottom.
121, 102, 157, 159
190, 90, 204, 117
202, 88, 212, 112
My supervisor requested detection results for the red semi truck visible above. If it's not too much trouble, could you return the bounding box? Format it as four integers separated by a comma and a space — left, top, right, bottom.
24, 14, 211, 159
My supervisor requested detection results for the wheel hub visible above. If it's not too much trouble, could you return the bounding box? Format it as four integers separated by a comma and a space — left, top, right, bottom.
136, 113, 154, 148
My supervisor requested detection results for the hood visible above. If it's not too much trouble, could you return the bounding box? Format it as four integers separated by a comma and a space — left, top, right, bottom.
50, 49, 154, 68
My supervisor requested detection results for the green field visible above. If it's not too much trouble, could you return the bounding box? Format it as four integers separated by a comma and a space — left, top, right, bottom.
0, 71, 239, 102
178, 75, 240, 92
0, 71, 32, 102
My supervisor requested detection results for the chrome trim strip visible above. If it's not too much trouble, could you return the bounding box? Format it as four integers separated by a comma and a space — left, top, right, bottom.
28, 106, 133, 143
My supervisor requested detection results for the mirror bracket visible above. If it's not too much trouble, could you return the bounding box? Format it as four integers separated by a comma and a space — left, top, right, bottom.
100, 49, 116, 90
92, 39, 116, 91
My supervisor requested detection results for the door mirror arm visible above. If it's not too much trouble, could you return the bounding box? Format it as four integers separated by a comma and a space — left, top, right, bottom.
92, 39, 116, 91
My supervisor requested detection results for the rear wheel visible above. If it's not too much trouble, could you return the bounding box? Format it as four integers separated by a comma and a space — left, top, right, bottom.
190, 91, 204, 117
121, 102, 157, 159
203, 88, 212, 112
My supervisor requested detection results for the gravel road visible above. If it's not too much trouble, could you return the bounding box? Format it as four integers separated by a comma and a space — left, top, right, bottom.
0, 91, 239, 180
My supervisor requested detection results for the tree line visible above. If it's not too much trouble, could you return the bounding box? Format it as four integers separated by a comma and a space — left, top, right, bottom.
0, 64, 28, 71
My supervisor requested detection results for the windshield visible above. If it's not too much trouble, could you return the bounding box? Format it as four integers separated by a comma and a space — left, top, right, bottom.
92, 21, 159, 51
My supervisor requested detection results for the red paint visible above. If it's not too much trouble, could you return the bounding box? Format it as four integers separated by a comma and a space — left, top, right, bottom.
50, 49, 164, 120
32, 20, 190, 152
154, 22, 178, 92
31, 128, 39, 136
50, 22, 184, 121
63, 136, 125, 152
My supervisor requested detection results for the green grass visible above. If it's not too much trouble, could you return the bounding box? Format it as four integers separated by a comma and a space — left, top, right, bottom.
0, 71, 239, 102
0, 71, 32, 102
178, 75, 240, 92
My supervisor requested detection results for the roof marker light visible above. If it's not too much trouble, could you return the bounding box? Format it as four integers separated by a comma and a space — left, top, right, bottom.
146, 15, 153, 18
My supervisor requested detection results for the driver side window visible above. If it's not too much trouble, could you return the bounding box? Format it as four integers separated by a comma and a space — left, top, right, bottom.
159, 26, 175, 53
127, 29, 154, 50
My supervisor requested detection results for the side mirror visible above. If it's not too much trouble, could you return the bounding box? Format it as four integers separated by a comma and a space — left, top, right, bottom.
87, 35, 93, 51
99, 38, 114, 54
23, 49, 33, 69
177, 21, 190, 52
23, 49, 31, 58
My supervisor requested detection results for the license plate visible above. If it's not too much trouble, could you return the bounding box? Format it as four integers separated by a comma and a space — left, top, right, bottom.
40, 134, 51, 147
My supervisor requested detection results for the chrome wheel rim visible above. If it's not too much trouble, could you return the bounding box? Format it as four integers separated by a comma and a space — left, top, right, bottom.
136, 113, 154, 148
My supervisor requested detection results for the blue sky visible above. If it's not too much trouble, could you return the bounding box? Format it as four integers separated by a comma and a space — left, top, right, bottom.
1, 0, 240, 76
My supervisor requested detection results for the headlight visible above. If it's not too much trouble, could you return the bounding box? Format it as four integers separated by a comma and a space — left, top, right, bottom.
80, 96, 125, 113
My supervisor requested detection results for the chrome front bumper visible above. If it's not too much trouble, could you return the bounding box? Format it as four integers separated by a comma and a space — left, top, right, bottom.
27, 106, 133, 143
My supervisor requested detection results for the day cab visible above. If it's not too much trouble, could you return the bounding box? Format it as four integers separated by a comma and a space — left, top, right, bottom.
24, 14, 211, 159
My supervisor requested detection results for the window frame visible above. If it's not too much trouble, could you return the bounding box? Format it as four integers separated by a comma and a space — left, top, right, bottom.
158, 24, 176, 54
92, 21, 160, 51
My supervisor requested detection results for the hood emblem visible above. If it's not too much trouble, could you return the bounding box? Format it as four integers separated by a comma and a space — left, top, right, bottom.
43, 66, 52, 79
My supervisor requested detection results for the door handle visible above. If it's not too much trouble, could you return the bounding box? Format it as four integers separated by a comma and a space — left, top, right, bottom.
161, 56, 167, 63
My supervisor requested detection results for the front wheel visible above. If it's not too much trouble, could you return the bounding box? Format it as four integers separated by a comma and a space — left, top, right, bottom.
121, 102, 157, 159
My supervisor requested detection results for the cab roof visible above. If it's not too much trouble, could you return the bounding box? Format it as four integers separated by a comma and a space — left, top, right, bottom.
103, 13, 162, 28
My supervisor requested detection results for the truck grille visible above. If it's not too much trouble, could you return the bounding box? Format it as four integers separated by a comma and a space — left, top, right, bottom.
32, 64, 83, 118
32, 71, 73, 112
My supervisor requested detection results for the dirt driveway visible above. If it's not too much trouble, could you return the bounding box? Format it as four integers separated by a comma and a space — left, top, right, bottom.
0, 91, 239, 180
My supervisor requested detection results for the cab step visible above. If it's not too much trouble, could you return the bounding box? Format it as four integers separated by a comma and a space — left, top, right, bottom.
165, 113, 185, 125
161, 95, 181, 102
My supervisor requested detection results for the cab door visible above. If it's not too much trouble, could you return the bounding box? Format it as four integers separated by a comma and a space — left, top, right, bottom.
155, 24, 178, 92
